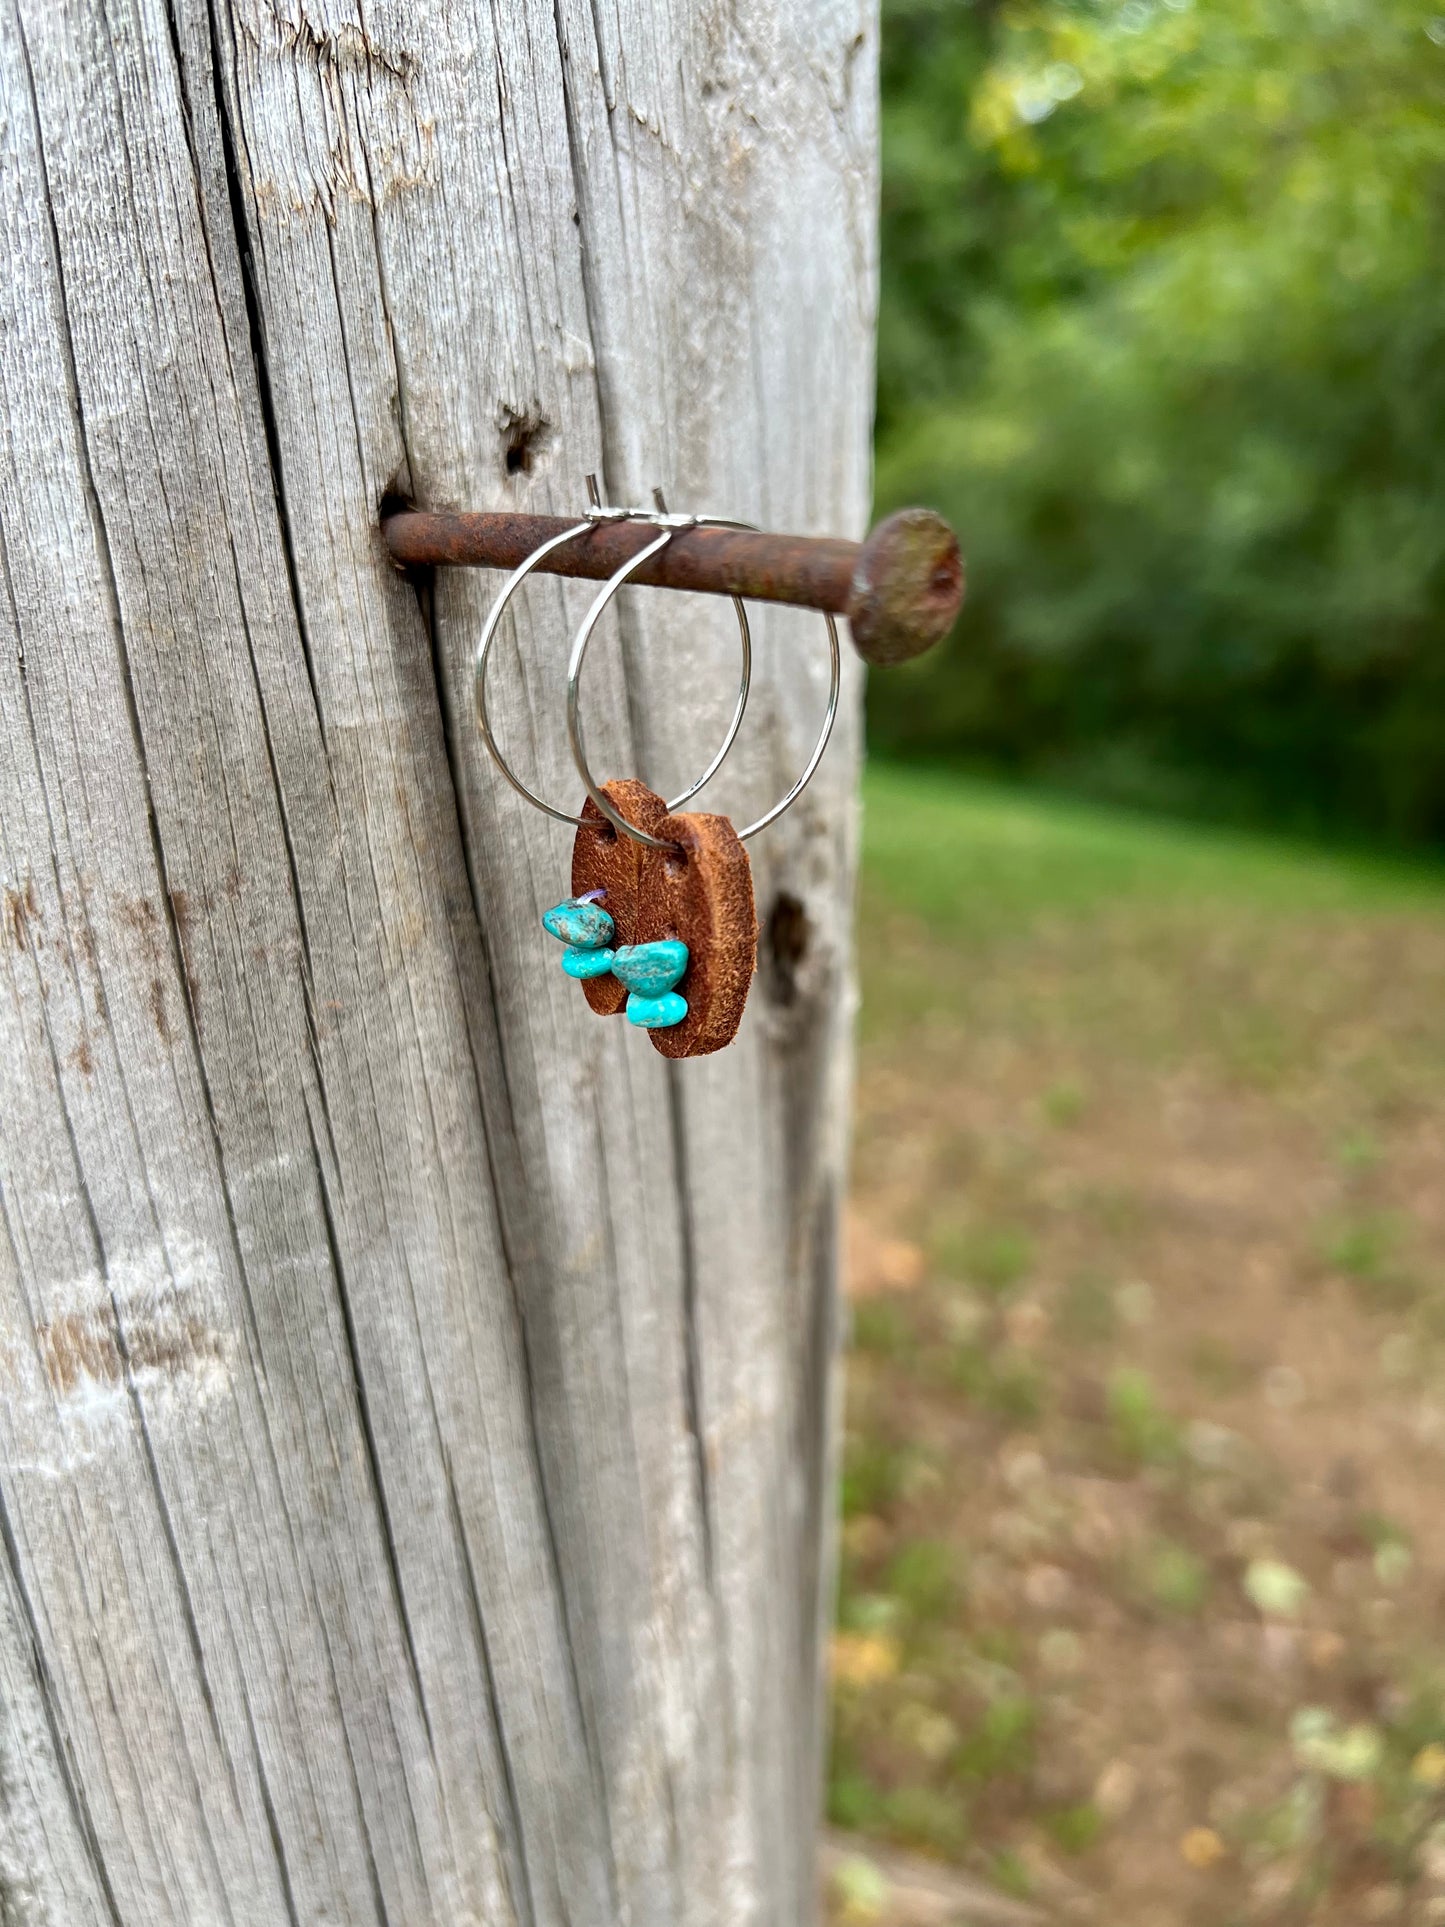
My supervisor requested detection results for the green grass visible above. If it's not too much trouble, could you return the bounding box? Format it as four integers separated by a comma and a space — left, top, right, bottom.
929, 1219, 1033, 1297
857, 763, 1445, 1096
861, 761, 1445, 941
837, 763, 1445, 1922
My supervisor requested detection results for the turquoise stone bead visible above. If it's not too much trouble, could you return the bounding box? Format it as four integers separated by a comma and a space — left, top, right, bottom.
626, 990, 688, 1030
611, 940, 689, 996
561, 945, 616, 980
542, 898, 614, 948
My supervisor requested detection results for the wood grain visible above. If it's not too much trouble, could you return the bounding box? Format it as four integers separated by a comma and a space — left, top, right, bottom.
0, 0, 876, 1919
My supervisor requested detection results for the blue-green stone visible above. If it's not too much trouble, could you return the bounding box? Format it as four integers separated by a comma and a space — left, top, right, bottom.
542, 898, 614, 947
625, 990, 688, 1030
561, 945, 616, 980
611, 940, 689, 996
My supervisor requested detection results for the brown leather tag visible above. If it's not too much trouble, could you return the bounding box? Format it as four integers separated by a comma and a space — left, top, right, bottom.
638, 810, 757, 1058
569, 779, 668, 1014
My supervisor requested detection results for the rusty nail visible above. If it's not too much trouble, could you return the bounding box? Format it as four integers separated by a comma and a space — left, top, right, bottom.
381, 502, 964, 666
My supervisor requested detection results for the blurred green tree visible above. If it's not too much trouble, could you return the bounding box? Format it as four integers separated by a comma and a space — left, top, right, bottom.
872, 0, 1445, 840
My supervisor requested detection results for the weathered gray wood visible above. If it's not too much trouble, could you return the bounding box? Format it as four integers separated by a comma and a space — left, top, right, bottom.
0, 1, 876, 1921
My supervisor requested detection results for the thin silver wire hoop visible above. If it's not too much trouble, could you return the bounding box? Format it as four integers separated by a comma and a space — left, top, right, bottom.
734, 612, 841, 842
474, 518, 752, 830
567, 537, 842, 850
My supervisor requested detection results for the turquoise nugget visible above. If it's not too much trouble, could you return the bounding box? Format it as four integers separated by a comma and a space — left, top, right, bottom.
542, 897, 614, 947
626, 990, 688, 1030
611, 940, 688, 996
561, 945, 616, 980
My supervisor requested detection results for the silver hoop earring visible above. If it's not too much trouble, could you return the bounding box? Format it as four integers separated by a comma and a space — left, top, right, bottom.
566, 521, 840, 851
473, 481, 844, 1058
474, 513, 752, 828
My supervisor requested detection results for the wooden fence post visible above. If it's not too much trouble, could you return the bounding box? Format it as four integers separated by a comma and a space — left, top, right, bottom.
0, 2, 875, 1919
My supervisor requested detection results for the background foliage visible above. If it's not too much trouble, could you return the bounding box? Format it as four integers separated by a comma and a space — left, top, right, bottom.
871, 0, 1445, 841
